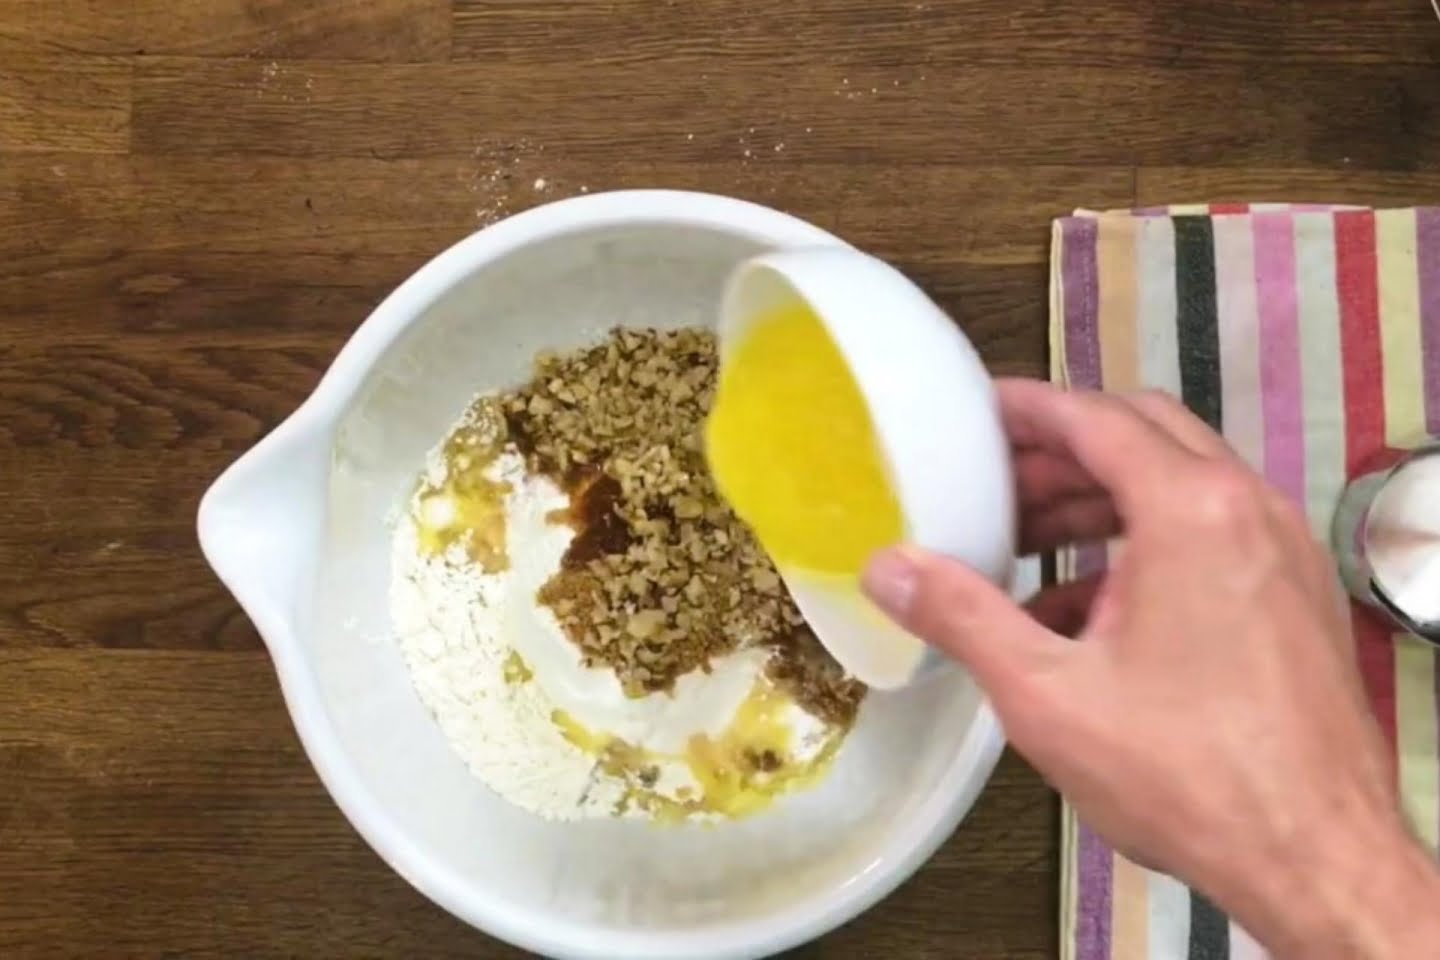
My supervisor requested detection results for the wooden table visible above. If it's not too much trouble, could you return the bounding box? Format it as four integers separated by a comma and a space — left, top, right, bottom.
3, 2, 1438, 956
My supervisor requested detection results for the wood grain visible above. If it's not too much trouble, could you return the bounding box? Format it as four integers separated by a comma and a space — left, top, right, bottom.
452, 0, 1440, 67
0, 55, 131, 152
1137, 167, 1440, 208
0, 648, 1053, 958
0, 0, 451, 60
130, 57, 1440, 169
2, 0, 1438, 956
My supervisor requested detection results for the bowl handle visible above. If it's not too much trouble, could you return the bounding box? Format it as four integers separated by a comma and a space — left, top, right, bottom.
196, 413, 332, 645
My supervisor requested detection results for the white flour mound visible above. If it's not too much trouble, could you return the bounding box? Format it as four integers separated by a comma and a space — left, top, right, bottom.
389, 452, 629, 821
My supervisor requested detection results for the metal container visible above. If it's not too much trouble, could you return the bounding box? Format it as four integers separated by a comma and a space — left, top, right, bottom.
1333, 440, 1440, 643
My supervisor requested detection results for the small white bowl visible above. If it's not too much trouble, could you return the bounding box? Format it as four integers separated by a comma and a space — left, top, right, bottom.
197, 190, 1038, 959
720, 251, 1016, 690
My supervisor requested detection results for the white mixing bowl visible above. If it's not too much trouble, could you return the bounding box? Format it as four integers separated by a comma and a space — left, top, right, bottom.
197, 190, 1035, 959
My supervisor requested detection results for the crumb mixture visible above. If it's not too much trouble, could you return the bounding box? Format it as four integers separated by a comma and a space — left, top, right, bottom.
497, 328, 864, 723
393, 434, 844, 823
391, 326, 867, 822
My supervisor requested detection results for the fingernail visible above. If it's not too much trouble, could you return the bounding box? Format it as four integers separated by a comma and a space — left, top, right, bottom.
862, 548, 920, 617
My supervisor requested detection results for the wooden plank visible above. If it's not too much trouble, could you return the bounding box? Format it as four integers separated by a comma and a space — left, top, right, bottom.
0, 0, 450, 61
0, 157, 1126, 260
0, 55, 130, 153
0, 154, 1129, 339
0, 650, 286, 739
0, 552, 262, 650
0, 649, 526, 958
452, 0, 1440, 67
1137, 168, 1440, 208
0, 155, 481, 262
130, 57, 1440, 170
0, 648, 1056, 956
0, 154, 474, 340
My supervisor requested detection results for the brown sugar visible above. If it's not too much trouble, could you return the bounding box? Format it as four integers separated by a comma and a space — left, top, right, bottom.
553, 469, 632, 569
495, 326, 865, 724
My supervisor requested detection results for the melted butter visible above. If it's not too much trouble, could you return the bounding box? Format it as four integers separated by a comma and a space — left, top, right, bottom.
706, 299, 904, 575
552, 708, 611, 754
550, 679, 843, 823
502, 650, 534, 685
412, 404, 511, 572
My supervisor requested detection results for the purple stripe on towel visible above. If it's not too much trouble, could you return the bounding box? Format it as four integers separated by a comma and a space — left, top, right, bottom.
1077, 823, 1114, 960
1063, 217, 1112, 958
1418, 209, 1440, 435
1063, 218, 1104, 391
1254, 213, 1307, 510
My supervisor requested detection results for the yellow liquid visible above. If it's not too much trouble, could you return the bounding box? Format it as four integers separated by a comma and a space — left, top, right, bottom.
550, 678, 842, 822
705, 301, 904, 575
502, 650, 534, 685
412, 403, 511, 572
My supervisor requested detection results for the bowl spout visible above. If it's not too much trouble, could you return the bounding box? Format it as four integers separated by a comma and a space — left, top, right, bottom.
197, 413, 332, 644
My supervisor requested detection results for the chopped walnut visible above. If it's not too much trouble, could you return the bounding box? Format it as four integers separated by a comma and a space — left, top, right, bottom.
765, 627, 866, 728
491, 327, 866, 722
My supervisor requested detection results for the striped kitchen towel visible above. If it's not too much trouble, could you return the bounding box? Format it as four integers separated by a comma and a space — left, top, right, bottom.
1052, 205, 1440, 960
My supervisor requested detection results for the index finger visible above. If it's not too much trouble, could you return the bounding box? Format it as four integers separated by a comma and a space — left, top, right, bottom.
995, 379, 1196, 516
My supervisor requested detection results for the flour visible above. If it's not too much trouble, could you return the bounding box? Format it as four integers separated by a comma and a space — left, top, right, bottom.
390, 406, 852, 823
390, 447, 718, 821
390, 455, 629, 821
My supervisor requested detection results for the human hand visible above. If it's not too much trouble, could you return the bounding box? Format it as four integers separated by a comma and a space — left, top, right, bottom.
862, 379, 1440, 959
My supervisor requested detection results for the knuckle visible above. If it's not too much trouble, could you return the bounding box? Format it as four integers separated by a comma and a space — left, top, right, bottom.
1130, 388, 1183, 418
1089, 393, 1146, 437
1188, 463, 1260, 526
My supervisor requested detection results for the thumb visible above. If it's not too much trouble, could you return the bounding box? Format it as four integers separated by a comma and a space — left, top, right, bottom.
861, 546, 1068, 702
